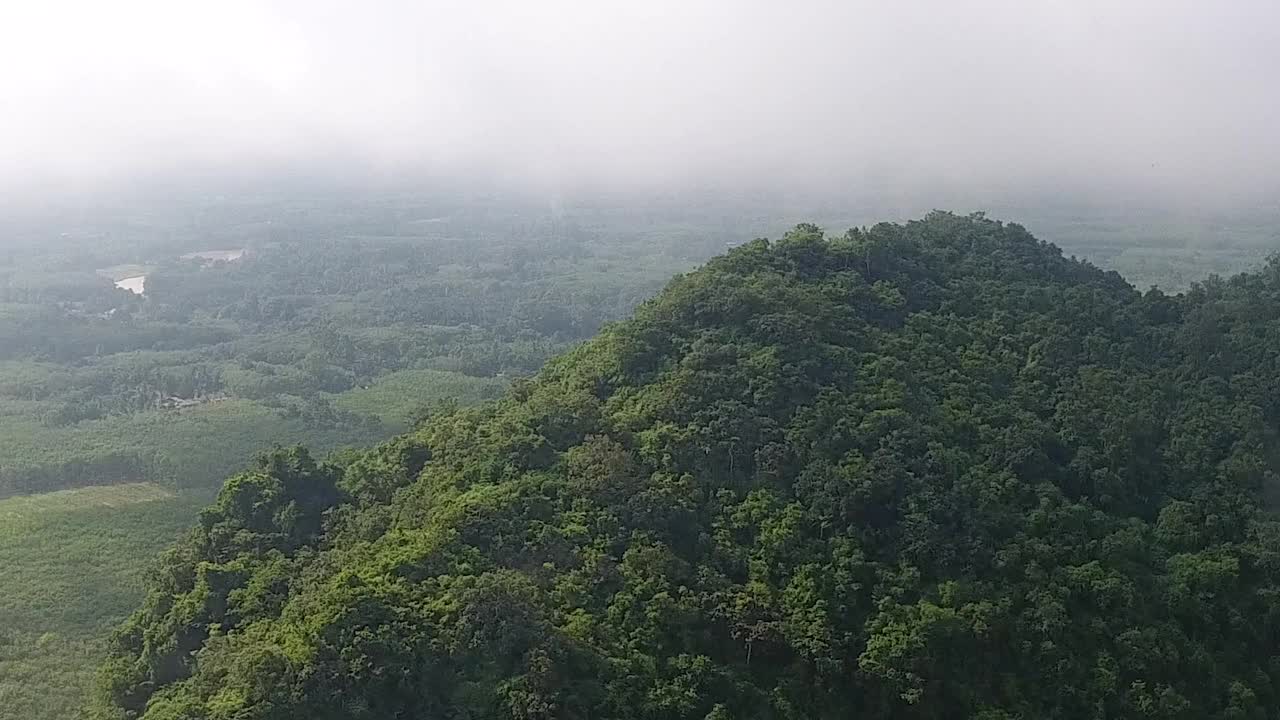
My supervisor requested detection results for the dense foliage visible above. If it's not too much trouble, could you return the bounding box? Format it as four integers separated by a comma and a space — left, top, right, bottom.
94, 213, 1280, 719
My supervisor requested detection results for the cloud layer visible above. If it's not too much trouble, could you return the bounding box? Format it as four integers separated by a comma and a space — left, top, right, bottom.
2, 0, 1277, 202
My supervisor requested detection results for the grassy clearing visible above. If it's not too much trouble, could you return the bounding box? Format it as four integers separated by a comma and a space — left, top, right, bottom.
0, 398, 387, 493
0, 483, 202, 637
0, 484, 207, 720
0, 482, 173, 526
333, 368, 507, 431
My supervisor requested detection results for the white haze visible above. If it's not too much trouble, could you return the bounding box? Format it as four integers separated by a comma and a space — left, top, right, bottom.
1, 0, 1278, 207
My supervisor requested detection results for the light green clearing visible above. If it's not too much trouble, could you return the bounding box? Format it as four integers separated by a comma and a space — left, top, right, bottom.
0, 482, 174, 530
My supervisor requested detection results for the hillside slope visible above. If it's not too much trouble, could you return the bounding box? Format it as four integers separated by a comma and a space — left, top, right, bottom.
96, 213, 1280, 719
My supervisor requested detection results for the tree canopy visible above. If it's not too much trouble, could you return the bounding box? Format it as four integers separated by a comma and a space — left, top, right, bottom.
95, 212, 1280, 719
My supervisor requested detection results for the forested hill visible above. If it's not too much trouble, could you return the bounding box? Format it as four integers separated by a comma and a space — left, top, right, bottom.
96, 212, 1280, 719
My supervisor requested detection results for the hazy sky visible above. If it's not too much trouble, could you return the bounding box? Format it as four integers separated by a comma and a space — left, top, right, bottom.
2, 0, 1278, 203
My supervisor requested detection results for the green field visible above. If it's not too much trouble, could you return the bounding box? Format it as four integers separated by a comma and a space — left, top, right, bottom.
0, 484, 207, 720
332, 367, 508, 430
0, 397, 386, 497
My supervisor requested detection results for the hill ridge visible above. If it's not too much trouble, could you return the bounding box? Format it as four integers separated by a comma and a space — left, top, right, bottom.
97, 212, 1280, 720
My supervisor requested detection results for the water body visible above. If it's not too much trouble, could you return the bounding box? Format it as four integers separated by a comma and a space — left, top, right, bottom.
114, 276, 146, 295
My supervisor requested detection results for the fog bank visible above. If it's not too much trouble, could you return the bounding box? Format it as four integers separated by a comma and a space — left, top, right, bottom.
2, 1, 1277, 206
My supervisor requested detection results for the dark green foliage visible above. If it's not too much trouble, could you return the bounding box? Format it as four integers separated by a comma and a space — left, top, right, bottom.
95, 213, 1280, 719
